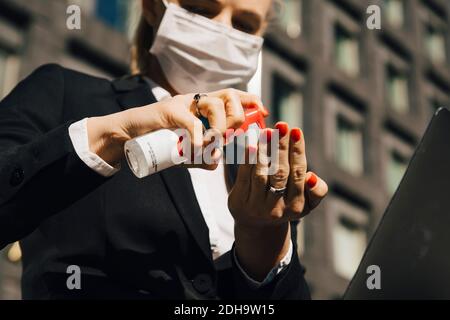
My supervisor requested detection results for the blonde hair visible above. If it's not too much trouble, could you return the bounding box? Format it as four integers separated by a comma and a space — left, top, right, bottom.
130, 0, 282, 75
130, 16, 154, 75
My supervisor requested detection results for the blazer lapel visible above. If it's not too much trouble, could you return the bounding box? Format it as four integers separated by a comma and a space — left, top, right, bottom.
111, 76, 213, 263
112, 76, 156, 110
160, 168, 213, 262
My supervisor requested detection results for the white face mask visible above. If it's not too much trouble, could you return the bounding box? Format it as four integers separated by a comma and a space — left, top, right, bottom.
150, 0, 264, 94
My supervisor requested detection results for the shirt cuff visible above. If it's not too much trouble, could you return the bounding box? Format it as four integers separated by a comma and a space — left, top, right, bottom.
68, 118, 120, 177
233, 240, 293, 289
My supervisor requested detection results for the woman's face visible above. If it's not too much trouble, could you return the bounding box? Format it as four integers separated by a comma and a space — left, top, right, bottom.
143, 0, 272, 36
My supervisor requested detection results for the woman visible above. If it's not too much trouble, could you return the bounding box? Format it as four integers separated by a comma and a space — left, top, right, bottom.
0, 0, 327, 299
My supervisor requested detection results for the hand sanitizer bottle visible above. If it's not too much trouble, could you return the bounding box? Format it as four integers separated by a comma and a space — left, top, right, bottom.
124, 105, 266, 178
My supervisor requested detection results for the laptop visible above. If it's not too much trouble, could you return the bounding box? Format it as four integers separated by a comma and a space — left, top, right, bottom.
344, 107, 450, 300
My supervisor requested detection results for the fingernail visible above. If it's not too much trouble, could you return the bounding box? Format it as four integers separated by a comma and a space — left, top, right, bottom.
262, 107, 270, 117
177, 141, 184, 157
248, 102, 258, 109
307, 173, 318, 189
177, 135, 185, 156
275, 122, 289, 138
291, 128, 302, 142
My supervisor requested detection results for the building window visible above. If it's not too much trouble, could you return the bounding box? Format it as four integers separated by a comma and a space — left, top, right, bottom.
428, 97, 449, 120
424, 79, 450, 120
95, 0, 131, 33
334, 25, 360, 77
425, 25, 448, 65
429, 98, 443, 118
333, 215, 367, 280
336, 116, 364, 176
278, 0, 302, 39
67, 0, 96, 15
383, 134, 413, 196
384, 0, 405, 29
386, 151, 408, 195
261, 49, 304, 128
328, 198, 368, 280
272, 74, 303, 128
386, 65, 410, 114
326, 94, 365, 176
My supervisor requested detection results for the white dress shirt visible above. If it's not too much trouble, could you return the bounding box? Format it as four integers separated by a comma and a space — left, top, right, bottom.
68, 79, 293, 285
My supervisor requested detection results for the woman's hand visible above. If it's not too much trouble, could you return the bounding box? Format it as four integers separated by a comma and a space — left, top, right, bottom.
86, 88, 268, 167
228, 123, 328, 281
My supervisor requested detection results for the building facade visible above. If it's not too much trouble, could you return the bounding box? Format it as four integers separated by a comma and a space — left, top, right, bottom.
0, 0, 449, 300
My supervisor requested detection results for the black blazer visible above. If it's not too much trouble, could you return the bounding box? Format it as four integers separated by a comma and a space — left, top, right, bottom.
0, 64, 310, 300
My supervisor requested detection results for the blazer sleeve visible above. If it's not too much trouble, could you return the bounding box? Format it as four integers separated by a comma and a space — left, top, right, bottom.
216, 222, 311, 300
0, 64, 109, 249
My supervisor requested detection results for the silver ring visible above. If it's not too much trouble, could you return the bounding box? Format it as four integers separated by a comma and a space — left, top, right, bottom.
268, 185, 287, 196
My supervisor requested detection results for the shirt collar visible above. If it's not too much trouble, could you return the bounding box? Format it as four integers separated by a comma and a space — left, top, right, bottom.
142, 77, 172, 102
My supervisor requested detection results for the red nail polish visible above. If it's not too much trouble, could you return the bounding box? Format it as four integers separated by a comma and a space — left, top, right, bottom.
307, 173, 318, 188
177, 136, 184, 156
177, 143, 184, 157
275, 122, 289, 138
291, 128, 302, 142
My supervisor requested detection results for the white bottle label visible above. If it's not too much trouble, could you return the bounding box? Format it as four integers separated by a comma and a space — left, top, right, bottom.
124, 129, 186, 178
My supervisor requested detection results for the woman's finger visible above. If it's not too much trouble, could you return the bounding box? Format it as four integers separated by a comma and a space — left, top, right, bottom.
268, 123, 290, 196
286, 128, 307, 214
305, 172, 328, 210
251, 129, 270, 197
172, 111, 204, 149
216, 89, 246, 129
232, 89, 269, 117
232, 146, 254, 203
196, 96, 227, 135
247, 130, 273, 210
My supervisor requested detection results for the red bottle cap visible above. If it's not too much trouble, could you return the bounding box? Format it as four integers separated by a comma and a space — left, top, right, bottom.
240, 104, 267, 131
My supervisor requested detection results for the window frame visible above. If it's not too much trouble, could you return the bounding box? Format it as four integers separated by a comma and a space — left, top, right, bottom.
385, 63, 411, 115
419, 1, 449, 67
423, 79, 450, 121
323, 3, 364, 79
325, 93, 366, 176
382, 133, 414, 196
325, 196, 369, 281
276, 0, 304, 40
260, 48, 305, 127
379, 45, 413, 115
383, 0, 409, 30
